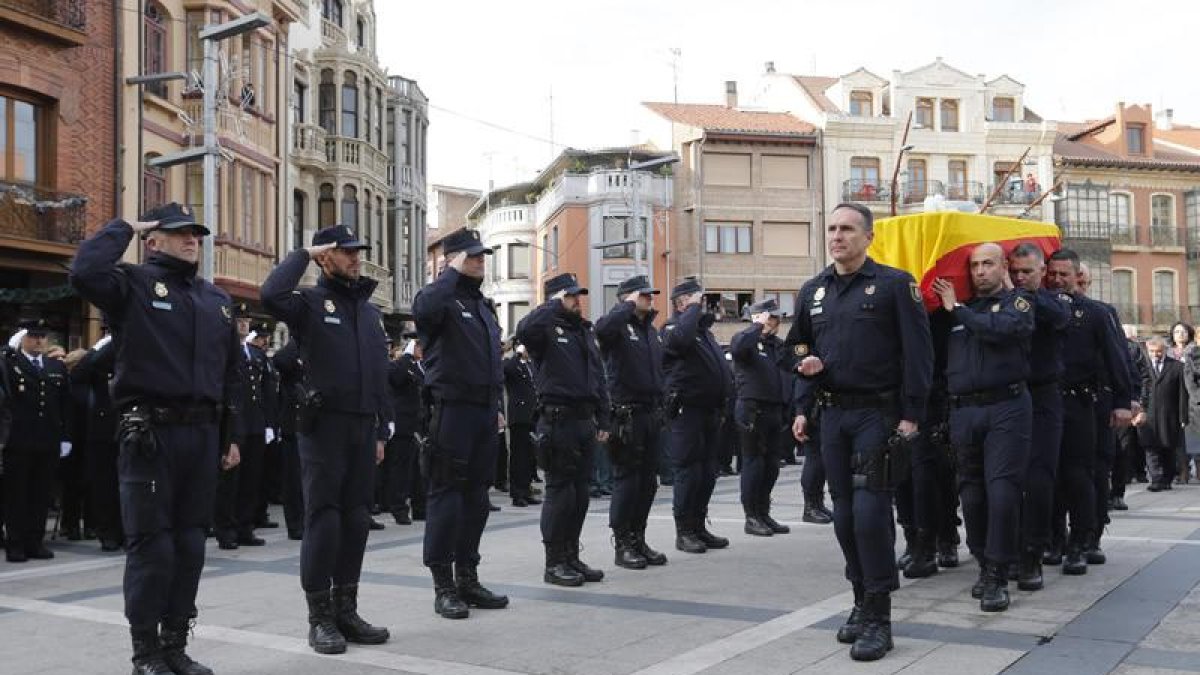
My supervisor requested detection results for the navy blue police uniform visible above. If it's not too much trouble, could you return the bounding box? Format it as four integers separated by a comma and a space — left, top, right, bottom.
69, 204, 243, 674
503, 350, 539, 505
261, 224, 392, 652
662, 279, 734, 553
272, 338, 307, 539
594, 274, 669, 569
383, 340, 425, 523
943, 288, 1034, 610
516, 272, 611, 586
411, 227, 508, 619
1088, 298, 1135, 562
730, 298, 790, 536
72, 336, 124, 551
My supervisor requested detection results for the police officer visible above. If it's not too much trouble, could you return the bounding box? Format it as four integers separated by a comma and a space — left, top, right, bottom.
384, 333, 424, 524
261, 224, 391, 654
1044, 249, 1132, 575
503, 342, 540, 507
595, 274, 669, 569
730, 298, 790, 537
931, 243, 1034, 612
73, 330, 123, 552
2, 317, 71, 563
1008, 243, 1070, 591
412, 227, 509, 620
517, 272, 611, 585
663, 278, 733, 554
272, 338, 307, 540
70, 202, 243, 675
783, 202, 933, 662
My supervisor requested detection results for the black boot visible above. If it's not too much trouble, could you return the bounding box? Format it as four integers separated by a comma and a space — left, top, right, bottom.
130, 626, 174, 675
761, 502, 790, 533
802, 502, 833, 524
971, 558, 987, 599
744, 509, 774, 537
305, 590, 347, 654
635, 527, 668, 565
431, 564, 470, 619
544, 543, 585, 586
1085, 535, 1107, 565
1042, 541, 1063, 566
980, 562, 1011, 612
696, 516, 729, 549
393, 505, 412, 525
836, 584, 865, 644
674, 517, 707, 554
455, 563, 510, 608
850, 592, 894, 662
903, 530, 938, 579
614, 529, 648, 570
332, 583, 390, 644
1110, 495, 1128, 511
1063, 544, 1088, 575
896, 527, 916, 568
1017, 548, 1044, 591
160, 617, 213, 675
936, 540, 959, 568
567, 541, 605, 582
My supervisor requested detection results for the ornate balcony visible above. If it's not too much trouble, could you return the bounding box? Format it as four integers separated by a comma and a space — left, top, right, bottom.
841, 179, 890, 203
0, 181, 86, 252
899, 179, 946, 205
320, 18, 347, 48
0, 0, 86, 44
292, 123, 328, 171
946, 181, 985, 203
325, 136, 389, 180
360, 259, 393, 311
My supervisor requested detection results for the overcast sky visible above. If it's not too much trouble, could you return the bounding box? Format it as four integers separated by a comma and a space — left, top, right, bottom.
375, 0, 1199, 194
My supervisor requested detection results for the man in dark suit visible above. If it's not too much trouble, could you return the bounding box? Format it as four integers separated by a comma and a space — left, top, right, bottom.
503, 343, 540, 507
1140, 337, 1186, 491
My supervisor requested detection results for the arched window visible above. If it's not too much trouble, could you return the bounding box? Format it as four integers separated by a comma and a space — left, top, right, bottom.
375, 87, 384, 150
341, 71, 358, 137
293, 189, 307, 251
376, 195, 384, 264
364, 188, 373, 253
341, 185, 358, 228
318, 183, 336, 227
319, 69, 336, 134
322, 0, 343, 26
364, 78, 372, 144
143, 153, 166, 212
144, 2, 169, 98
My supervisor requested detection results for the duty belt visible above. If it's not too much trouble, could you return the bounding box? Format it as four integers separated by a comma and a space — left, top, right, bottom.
817, 390, 899, 410
949, 382, 1025, 408
1028, 378, 1059, 394
1061, 381, 1097, 399
541, 402, 596, 420
128, 403, 220, 426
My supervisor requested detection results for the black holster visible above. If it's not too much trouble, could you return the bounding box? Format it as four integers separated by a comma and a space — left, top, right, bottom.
118, 409, 158, 461
665, 391, 683, 420
298, 389, 324, 434
737, 401, 764, 457
609, 405, 640, 467
535, 405, 583, 475
852, 431, 915, 491
418, 402, 469, 491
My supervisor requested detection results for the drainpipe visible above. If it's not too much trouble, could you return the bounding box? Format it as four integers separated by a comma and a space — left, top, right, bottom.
112, 0, 122, 223
695, 133, 707, 282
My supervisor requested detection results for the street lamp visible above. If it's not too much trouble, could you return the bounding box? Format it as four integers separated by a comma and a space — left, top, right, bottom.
625, 153, 679, 285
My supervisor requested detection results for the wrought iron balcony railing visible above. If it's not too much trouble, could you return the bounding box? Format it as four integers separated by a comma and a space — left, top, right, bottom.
0, 181, 87, 245
0, 0, 85, 30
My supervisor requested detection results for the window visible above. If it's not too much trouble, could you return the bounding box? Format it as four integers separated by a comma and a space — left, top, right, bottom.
1112, 269, 1134, 317
507, 302, 530, 333
292, 81, 307, 125
0, 93, 46, 185
144, 3, 169, 98
185, 11, 219, 88
341, 71, 358, 137
293, 190, 306, 250
849, 157, 881, 197
948, 159, 967, 199
318, 183, 336, 227
702, 153, 751, 186
1110, 193, 1132, 242
142, 155, 166, 213
1187, 191, 1200, 232
849, 91, 872, 117
761, 155, 809, 188
1061, 182, 1110, 238
356, 18, 365, 49
341, 185, 358, 228
704, 222, 752, 254
322, 0, 343, 26
364, 79, 372, 144
940, 99, 959, 132
185, 162, 221, 233
992, 97, 1015, 122
1152, 194, 1175, 227
1126, 124, 1145, 155
376, 195, 383, 262
241, 165, 255, 242
761, 221, 810, 256
375, 87, 383, 151
761, 291, 796, 318
551, 225, 559, 268
508, 244, 530, 279
319, 70, 335, 134
363, 189, 372, 252
1153, 270, 1176, 312
602, 216, 635, 258
915, 98, 934, 129
703, 291, 753, 321
541, 232, 550, 271
907, 159, 927, 199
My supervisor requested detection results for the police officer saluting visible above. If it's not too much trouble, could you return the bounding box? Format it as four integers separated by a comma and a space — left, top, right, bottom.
931, 243, 1034, 612
70, 202, 243, 675
730, 298, 791, 537
783, 202, 933, 662
517, 272, 611, 585
595, 274, 669, 569
662, 278, 733, 553
412, 227, 509, 619
261, 224, 391, 655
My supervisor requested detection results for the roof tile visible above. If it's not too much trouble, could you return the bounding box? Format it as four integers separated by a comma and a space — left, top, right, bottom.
643, 102, 816, 135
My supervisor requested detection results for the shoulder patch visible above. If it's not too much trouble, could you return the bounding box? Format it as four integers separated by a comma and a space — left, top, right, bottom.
665, 324, 676, 331
794, 343, 809, 356
1014, 296, 1030, 313
909, 282, 921, 304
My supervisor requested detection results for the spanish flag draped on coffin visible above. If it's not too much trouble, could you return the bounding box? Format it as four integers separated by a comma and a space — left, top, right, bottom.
867, 211, 1062, 312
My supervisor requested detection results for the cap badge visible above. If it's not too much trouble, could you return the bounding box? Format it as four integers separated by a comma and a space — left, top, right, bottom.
154, 282, 168, 298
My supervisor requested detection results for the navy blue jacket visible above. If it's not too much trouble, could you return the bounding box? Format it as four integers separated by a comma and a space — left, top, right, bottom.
388, 354, 424, 437
69, 219, 243, 444
516, 299, 611, 431
1029, 289, 1071, 385
271, 339, 306, 437
1061, 292, 1133, 409
730, 322, 787, 405
944, 289, 1035, 395
412, 268, 503, 406
662, 303, 731, 409
1092, 298, 1138, 412
783, 258, 933, 422
71, 340, 117, 444
594, 301, 664, 406
3, 349, 71, 447
503, 356, 538, 426
242, 343, 278, 435
261, 249, 391, 437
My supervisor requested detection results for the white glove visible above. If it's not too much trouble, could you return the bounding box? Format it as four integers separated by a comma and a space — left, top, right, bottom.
8, 329, 26, 350
387, 422, 396, 440
60, 441, 72, 458
243, 331, 257, 345
94, 334, 112, 350
751, 311, 771, 325
264, 427, 275, 444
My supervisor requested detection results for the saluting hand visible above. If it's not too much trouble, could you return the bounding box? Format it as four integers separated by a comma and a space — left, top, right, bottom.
131, 220, 160, 234
305, 242, 337, 265
447, 251, 468, 272
931, 278, 957, 311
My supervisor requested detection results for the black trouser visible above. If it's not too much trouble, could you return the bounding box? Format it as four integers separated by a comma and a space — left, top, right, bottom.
951, 392, 1032, 565
508, 423, 535, 499
668, 405, 722, 521
800, 438, 827, 504
3, 443, 58, 552
608, 407, 661, 533
821, 405, 899, 594
87, 440, 122, 542
1023, 385, 1063, 552
380, 434, 418, 514
261, 436, 283, 509
121, 422, 218, 630
423, 401, 497, 567
298, 411, 377, 592
911, 426, 960, 544
214, 431, 266, 538
538, 415, 596, 546
280, 433, 304, 534
1113, 426, 1137, 497
495, 430, 509, 489
1093, 393, 1115, 540
59, 443, 91, 534
737, 400, 783, 514
1058, 392, 1097, 547
1145, 443, 1177, 485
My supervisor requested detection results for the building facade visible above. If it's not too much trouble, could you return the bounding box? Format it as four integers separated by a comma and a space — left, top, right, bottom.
467, 181, 536, 337
386, 74, 428, 316
644, 92, 821, 342
0, 0, 116, 348
1054, 103, 1200, 334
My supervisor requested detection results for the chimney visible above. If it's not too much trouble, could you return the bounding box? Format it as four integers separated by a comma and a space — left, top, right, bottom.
725, 80, 738, 108
764, 61, 776, 74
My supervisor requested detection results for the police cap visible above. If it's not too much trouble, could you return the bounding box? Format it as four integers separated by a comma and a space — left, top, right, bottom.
616, 274, 659, 297
748, 298, 781, 316
140, 202, 211, 237
440, 228, 492, 257
312, 224, 369, 250
544, 272, 588, 297
670, 278, 703, 300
